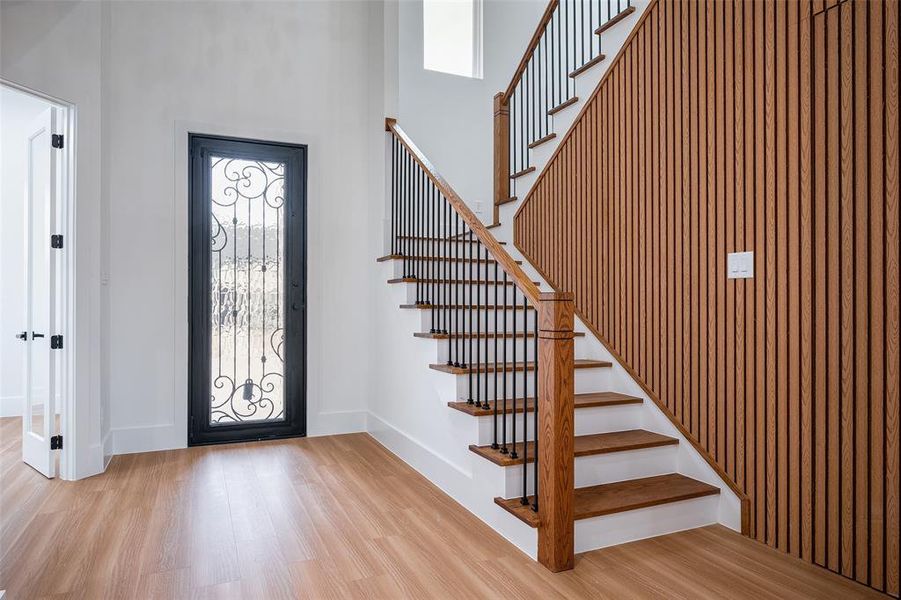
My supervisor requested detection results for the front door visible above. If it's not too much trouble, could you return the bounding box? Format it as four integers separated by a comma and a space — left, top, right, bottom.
188, 135, 306, 445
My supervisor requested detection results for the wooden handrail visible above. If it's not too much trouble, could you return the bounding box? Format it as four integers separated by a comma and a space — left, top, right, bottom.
500, 0, 559, 104
386, 118, 541, 306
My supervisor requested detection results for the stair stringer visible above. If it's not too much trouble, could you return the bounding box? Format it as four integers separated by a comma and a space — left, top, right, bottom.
488, 236, 746, 549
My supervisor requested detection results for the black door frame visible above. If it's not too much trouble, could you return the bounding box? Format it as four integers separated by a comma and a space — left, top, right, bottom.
188, 134, 307, 445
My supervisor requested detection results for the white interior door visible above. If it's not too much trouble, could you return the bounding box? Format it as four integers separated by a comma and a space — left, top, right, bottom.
21, 106, 59, 478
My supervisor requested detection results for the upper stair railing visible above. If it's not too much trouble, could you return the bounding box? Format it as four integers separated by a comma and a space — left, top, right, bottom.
494, 0, 635, 217
385, 118, 577, 572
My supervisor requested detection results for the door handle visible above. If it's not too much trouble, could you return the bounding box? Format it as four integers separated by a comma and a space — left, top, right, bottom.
31, 333, 45, 340
16, 331, 26, 341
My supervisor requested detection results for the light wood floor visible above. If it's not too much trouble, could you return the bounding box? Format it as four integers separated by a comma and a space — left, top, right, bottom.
0, 417, 885, 599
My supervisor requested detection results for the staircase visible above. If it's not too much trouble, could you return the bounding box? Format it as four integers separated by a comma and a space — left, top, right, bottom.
373, 0, 742, 573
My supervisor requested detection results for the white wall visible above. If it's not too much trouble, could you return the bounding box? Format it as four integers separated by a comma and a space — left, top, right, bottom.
0, 0, 542, 465
2, 0, 387, 460
103, 0, 384, 453
0, 87, 51, 417
393, 0, 545, 216
1, 0, 106, 478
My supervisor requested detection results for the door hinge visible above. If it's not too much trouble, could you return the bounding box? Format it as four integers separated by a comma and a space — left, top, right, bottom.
51, 234, 64, 249
50, 335, 63, 349
50, 435, 63, 450
51, 134, 64, 149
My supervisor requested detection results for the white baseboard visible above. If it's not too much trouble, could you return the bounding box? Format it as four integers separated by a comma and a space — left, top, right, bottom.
110, 423, 185, 455
366, 411, 538, 558
307, 409, 368, 437
0, 395, 23, 418
108, 409, 368, 456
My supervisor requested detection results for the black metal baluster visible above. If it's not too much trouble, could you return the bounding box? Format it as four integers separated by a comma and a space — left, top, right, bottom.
501, 270, 509, 454
519, 83, 525, 172
413, 166, 419, 300
521, 291, 529, 506
467, 228, 473, 403
482, 244, 490, 410
444, 197, 449, 335
589, 0, 595, 60
397, 147, 407, 276
438, 194, 444, 336
541, 31, 547, 139
580, 0, 585, 68
417, 170, 424, 304
391, 137, 396, 254
408, 153, 414, 278
455, 213, 461, 367
532, 304, 539, 512
429, 183, 436, 328
510, 285, 518, 460
492, 259, 499, 449
557, 5, 563, 105
432, 185, 437, 317
529, 55, 534, 146
570, 0, 575, 98
475, 240, 481, 409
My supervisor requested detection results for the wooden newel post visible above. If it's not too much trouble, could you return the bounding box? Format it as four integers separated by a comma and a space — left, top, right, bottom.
493, 92, 510, 225
536, 291, 575, 572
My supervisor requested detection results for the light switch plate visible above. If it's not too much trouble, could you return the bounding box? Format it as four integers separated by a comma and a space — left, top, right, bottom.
727, 251, 754, 279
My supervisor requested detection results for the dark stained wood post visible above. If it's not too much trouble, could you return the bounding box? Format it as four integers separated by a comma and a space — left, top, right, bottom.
536, 291, 575, 572
493, 92, 510, 225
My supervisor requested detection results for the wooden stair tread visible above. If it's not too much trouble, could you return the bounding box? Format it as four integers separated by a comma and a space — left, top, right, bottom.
595, 5, 636, 35
401, 303, 535, 311
527, 133, 556, 149
377, 254, 522, 265
496, 196, 518, 207
430, 359, 611, 375
495, 473, 720, 528
569, 54, 606, 78
511, 166, 536, 180
548, 96, 579, 115
388, 277, 529, 286
415, 331, 585, 340
470, 429, 678, 466
447, 391, 641, 416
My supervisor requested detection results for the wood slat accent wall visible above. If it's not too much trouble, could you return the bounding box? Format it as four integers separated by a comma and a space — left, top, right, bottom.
513, 0, 900, 594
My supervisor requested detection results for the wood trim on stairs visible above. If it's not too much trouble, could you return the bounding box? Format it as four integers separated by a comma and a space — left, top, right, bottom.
446, 391, 640, 416
469, 429, 678, 467
429, 358, 609, 375
495, 473, 721, 528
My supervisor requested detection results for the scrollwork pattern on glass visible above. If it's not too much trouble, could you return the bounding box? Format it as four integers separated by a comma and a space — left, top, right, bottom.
209, 156, 286, 424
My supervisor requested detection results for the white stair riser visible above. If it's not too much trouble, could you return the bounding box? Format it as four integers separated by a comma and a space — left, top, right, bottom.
501, 444, 679, 497
434, 334, 588, 364
417, 308, 538, 332
573, 494, 720, 553
451, 366, 615, 400
436, 338, 537, 363
399, 283, 534, 305
388, 259, 525, 280
475, 402, 643, 446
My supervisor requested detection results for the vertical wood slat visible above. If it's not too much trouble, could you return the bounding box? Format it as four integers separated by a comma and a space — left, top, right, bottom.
511, 0, 901, 594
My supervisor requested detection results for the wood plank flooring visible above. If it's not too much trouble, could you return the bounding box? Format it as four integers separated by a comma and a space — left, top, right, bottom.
0, 417, 884, 599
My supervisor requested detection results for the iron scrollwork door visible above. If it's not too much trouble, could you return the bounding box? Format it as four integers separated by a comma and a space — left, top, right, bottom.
189, 135, 306, 445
